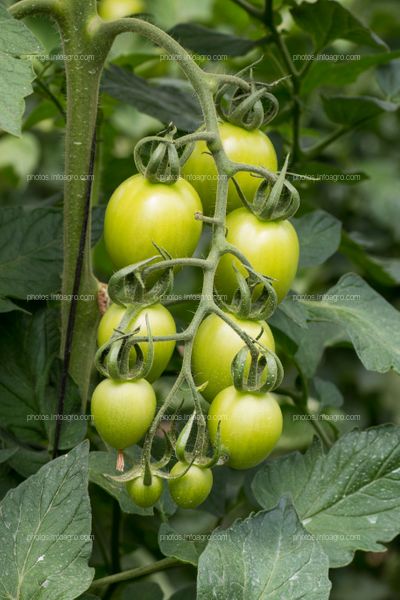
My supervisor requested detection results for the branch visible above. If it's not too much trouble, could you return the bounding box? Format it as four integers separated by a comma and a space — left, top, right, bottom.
90, 557, 184, 589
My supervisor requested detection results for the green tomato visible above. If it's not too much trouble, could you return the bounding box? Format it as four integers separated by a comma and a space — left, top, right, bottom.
99, 0, 144, 20
91, 378, 156, 449
215, 208, 299, 303
208, 386, 282, 469
181, 122, 277, 215
168, 462, 213, 509
126, 475, 163, 508
97, 303, 176, 382
192, 311, 275, 402
104, 174, 203, 270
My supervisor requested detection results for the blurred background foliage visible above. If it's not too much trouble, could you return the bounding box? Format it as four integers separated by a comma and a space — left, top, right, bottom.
1, 0, 399, 597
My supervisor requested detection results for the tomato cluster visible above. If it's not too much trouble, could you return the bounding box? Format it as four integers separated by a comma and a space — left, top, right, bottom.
91, 122, 299, 509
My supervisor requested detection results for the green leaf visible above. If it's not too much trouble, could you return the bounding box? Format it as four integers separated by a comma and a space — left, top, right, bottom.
102, 66, 202, 132
377, 59, 400, 100
0, 207, 63, 301
302, 273, 400, 374
291, 0, 386, 51
169, 23, 257, 57
197, 499, 331, 599
0, 4, 43, 136
293, 210, 342, 268
252, 426, 400, 567
270, 308, 345, 377
302, 50, 400, 95
340, 231, 400, 286
158, 522, 207, 566
0, 308, 59, 445
89, 450, 153, 515
313, 376, 343, 408
0, 297, 27, 314
322, 95, 398, 126
0, 441, 94, 598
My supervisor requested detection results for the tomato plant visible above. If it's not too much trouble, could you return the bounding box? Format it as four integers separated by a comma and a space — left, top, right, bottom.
126, 475, 164, 507
97, 302, 176, 382
104, 173, 203, 270
192, 311, 275, 401
168, 462, 213, 508
182, 122, 277, 215
91, 378, 156, 450
215, 208, 300, 302
208, 386, 283, 469
2, 0, 400, 598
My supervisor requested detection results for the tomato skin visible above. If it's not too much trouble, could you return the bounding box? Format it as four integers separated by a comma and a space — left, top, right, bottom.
97, 303, 176, 382
104, 174, 203, 270
126, 475, 163, 508
181, 122, 277, 215
91, 378, 156, 449
192, 312, 275, 402
208, 386, 283, 469
168, 462, 213, 509
215, 208, 299, 303
99, 0, 144, 20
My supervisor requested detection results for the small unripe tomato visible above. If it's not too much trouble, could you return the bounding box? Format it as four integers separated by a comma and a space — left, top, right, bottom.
99, 0, 144, 20
181, 122, 277, 215
91, 378, 156, 449
192, 312, 275, 402
104, 174, 202, 270
97, 303, 176, 382
215, 208, 299, 303
126, 475, 163, 508
168, 462, 213, 509
208, 386, 283, 469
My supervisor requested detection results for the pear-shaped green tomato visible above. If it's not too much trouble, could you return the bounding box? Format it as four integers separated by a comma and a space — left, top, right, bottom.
168, 462, 213, 509
208, 387, 283, 469
192, 312, 275, 402
97, 303, 176, 382
91, 378, 156, 450
215, 208, 299, 303
126, 475, 163, 508
99, 0, 144, 20
181, 122, 277, 215
104, 174, 203, 270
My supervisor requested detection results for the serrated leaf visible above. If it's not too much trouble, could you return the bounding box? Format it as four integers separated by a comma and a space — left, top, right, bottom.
0, 4, 43, 136
0, 442, 94, 598
291, 0, 386, 51
302, 51, 400, 95
322, 95, 398, 126
293, 209, 342, 268
197, 499, 331, 599
302, 273, 400, 374
101, 66, 202, 132
158, 522, 207, 566
252, 427, 400, 567
169, 23, 256, 57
